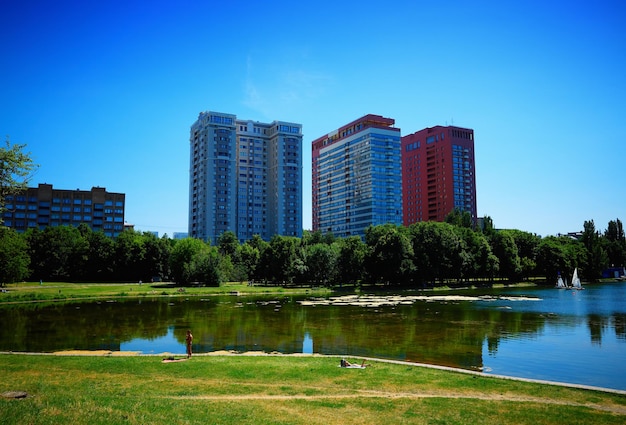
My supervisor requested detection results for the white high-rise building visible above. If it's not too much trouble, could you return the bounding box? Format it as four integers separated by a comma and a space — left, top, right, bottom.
189, 111, 302, 243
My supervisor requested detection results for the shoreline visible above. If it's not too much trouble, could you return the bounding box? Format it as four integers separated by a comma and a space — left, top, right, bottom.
3, 349, 625, 396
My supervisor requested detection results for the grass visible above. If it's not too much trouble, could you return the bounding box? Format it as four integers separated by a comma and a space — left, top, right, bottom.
1, 354, 625, 424
0, 279, 539, 305
0, 281, 331, 304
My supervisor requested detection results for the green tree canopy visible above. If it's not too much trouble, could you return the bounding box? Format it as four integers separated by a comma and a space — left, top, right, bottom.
604, 219, 626, 268
304, 243, 338, 285
78, 224, 115, 281
490, 231, 522, 281
0, 227, 30, 284
335, 236, 366, 285
408, 221, 463, 285
365, 224, 414, 285
26, 226, 88, 281
113, 230, 146, 282
169, 238, 206, 285
445, 208, 474, 229
217, 231, 239, 260
261, 235, 299, 284
0, 138, 38, 221
581, 220, 608, 281
535, 235, 584, 283
237, 241, 260, 282
453, 226, 498, 280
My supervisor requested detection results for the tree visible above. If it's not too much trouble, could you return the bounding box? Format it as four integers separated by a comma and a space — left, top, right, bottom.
0, 227, 30, 284
561, 236, 587, 280
445, 208, 474, 229
490, 231, 522, 281
300, 230, 323, 246
453, 226, 498, 281
168, 238, 223, 286
503, 229, 540, 279
408, 221, 464, 285
262, 235, 299, 284
581, 220, 608, 281
335, 236, 366, 285
169, 238, 206, 285
304, 243, 338, 285
364, 224, 414, 285
26, 226, 88, 281
322, 231, 336, 245
301, 230, 335, 247
0, 137, 38, 222
238, 242, 260, 282
79, 224, 115, 281
247, 235, 270, 282
141, 232, 171, 281
480, 215, 496, 238
193, 245, 223, 286
292, 245, 308, 283
535, 236, 581, 283
217, 231, 239, 259
113, 230, 146, 282
604, 219, 626, 267
216, 231, 246, 282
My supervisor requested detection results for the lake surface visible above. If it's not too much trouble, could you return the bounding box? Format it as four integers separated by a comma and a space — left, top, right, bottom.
1, 282, 625, 391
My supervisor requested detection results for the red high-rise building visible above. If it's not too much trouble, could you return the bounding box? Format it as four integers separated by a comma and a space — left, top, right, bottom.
401, 126, 477, 225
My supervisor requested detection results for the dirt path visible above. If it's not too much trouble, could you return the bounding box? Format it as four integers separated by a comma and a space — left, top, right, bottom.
162, 390, 626, 415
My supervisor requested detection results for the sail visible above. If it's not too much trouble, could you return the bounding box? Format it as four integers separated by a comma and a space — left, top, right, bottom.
556, 276, 566, 288
571, 268, 582, 289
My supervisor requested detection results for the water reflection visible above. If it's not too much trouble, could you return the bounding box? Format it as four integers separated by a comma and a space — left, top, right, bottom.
121, 326, 182, 354
303, 332, 313, 354
1, 282, 625, 390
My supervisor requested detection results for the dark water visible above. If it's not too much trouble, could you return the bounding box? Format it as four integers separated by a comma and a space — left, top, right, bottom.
1, 282, 625, 391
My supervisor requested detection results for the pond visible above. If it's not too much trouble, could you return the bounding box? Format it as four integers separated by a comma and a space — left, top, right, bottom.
1, 281, 625, 391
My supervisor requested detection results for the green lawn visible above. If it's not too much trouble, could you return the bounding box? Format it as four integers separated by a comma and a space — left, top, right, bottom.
0, 281, 330, 304
1, 354, 625, 424
0, 279, 539, 305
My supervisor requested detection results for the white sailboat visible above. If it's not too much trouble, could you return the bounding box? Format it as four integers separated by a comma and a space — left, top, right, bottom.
555, 273, 566, 289
570, 268, 583, 290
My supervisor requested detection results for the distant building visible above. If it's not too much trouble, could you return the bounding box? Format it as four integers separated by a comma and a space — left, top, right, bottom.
602, 267, 626, 279
173, 232, 188, 240
311, 114, 403, 238
2, 183, 125, 237
189, 111, 303, 243
401, 126, 477, 225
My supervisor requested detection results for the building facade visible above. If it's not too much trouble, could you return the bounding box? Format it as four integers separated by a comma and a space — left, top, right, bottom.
401, 125, 477, 225
189, 111, 302, 243
2, 184, 125, 237
312, 114, 403, 238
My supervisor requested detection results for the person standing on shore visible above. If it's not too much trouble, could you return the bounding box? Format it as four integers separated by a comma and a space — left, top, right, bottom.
186, 330, 193, 358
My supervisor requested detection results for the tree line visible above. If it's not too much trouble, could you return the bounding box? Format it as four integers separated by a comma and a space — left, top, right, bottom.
1, 213, 625, 288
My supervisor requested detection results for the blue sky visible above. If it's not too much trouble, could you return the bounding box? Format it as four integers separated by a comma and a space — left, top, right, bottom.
2, 0, 625, 237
